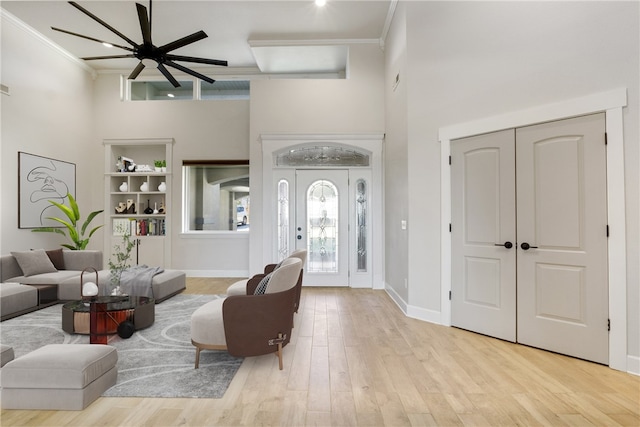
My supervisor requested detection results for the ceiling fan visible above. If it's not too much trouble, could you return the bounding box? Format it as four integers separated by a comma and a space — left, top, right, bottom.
52, 1, 227, 87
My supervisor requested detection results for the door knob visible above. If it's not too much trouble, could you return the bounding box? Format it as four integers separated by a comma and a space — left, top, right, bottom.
494, 241, 513, 249
520, 242, 538, 250
297, 235, 302, 240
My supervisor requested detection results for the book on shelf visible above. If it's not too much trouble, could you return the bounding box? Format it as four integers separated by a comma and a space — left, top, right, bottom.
112, 218, 165, 236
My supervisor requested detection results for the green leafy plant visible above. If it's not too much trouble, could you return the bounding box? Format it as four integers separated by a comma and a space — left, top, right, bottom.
108, 232, 136, 290
154, 160, 163, 168
32, 192, 104, 250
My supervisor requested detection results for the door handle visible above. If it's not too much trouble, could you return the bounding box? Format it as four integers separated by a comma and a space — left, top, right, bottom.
520, 242, 538, 250
494, 241, 513, 249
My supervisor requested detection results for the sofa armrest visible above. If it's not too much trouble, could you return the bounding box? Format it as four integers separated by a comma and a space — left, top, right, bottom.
264, 263, 277, 274
62, 250, 103, 271
1, 256, 23, 282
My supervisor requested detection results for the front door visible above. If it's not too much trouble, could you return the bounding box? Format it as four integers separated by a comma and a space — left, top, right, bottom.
295, 169, 349, 286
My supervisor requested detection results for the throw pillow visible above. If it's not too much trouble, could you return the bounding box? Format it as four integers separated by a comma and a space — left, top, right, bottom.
254, 273, 272, 295
11, 249, 57, 276
45, 248, 66, 270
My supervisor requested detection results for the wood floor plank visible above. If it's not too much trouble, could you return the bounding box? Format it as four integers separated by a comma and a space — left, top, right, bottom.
1, 278, 638, 426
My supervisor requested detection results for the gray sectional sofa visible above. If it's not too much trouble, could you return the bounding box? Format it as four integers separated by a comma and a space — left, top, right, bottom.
1, 249, 102, 320
1, 249, 186, 320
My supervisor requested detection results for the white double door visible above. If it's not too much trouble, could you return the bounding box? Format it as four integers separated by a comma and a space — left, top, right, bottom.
451, 113, 609, 364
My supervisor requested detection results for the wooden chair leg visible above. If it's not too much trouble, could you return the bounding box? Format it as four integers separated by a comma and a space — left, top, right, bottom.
195, 347, 201, 369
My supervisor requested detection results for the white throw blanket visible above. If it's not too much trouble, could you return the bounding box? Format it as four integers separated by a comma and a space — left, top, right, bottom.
118, 265, 164, 298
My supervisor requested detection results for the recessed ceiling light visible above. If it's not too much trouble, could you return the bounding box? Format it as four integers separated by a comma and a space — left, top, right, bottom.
102, 42, 113, 48
315, 0, 327, 6
167, 93, 175, 98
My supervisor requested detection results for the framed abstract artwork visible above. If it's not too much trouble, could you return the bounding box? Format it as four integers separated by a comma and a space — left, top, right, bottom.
18, 151, 76, 228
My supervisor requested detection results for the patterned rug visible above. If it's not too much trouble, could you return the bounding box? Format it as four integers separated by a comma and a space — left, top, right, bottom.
0, 294, 243, 398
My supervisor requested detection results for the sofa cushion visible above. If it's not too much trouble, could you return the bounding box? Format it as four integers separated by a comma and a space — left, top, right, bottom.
46, 248, 66, 270
191, 298, 226, 346
10, 249, 57, 276
6, 271, 82, 286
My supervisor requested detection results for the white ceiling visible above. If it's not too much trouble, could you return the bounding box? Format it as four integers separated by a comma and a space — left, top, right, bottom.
1, 0, 393, 78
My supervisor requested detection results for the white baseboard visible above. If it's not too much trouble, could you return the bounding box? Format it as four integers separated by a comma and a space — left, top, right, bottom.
627, 355, 640, 376
385, 283, 408, 313
407, 304, 442, 325
184, 270, 249, 278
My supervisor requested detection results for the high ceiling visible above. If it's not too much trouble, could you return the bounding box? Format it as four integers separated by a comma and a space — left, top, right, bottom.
1, 0, 393, 77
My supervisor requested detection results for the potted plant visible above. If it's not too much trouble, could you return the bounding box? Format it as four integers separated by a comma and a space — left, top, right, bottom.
32, 192, 103, 250
161, 160, 167, 172
108, 232, 135, 295
154, 160, 163, 172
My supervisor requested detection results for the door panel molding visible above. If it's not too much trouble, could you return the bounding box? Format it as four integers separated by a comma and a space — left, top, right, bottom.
440, 88, 628, 371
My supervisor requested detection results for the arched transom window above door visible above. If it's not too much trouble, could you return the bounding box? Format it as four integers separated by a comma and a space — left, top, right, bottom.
274, 145, 370, 167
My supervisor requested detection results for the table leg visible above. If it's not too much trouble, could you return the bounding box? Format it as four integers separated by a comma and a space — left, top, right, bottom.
90, 302, 108, 345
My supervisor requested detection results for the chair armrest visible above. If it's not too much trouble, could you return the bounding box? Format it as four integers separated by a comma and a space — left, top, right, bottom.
222, 286, 296, 358
264, 264, 277, 274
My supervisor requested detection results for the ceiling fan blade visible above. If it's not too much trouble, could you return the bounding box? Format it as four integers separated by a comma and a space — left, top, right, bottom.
136, 3, 152, 45
166, 54, 228, 67
165, 60, 215, 84
51, 27, 134, 52
82, 54, 136, 60
128, 61, 146, 80
157, 63, 181, 88
159, 31, 208, 53
68, 2, 137, 47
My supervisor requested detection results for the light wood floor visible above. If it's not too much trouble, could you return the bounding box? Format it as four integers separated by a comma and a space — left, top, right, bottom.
2, 277, 638, 426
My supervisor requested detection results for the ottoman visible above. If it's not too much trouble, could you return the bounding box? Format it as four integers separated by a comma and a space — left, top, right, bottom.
1, 344, 117, 410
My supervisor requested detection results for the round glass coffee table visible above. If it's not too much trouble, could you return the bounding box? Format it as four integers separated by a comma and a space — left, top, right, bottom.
62, 296, 155, 343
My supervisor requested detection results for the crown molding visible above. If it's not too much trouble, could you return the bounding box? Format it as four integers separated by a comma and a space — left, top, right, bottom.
1, 9, 96, 78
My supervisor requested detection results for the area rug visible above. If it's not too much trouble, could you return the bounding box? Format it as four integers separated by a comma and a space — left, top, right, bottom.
0, 294, 243, 398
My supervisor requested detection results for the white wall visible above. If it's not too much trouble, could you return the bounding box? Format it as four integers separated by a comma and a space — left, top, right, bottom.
92, 73, 251, 275
0, 11, 96, 255
383, 4, 409, 305
385, 1, 639, 362
248, 43, 385, 275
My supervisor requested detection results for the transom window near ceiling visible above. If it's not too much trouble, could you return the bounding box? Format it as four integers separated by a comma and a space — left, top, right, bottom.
275, 145, 370, 167
128, 79, 250, 101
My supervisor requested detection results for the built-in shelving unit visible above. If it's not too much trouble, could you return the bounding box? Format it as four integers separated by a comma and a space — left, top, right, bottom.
103, 138, 174, 268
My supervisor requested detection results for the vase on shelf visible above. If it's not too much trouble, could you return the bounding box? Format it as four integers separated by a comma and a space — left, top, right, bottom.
144, 199, 153, 214
158, 181, 167, 192
119, 182, 128, 192
140, 182, 149, 192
